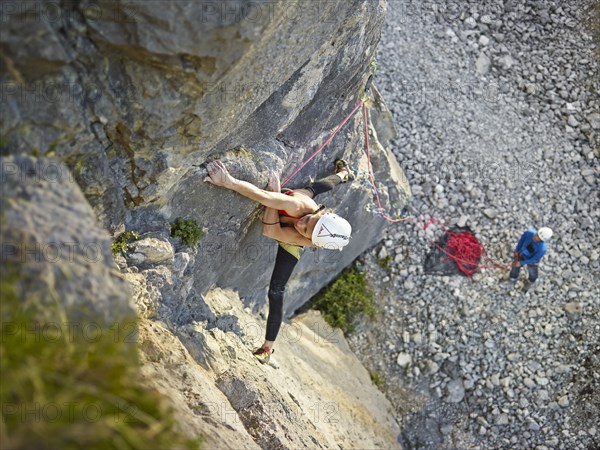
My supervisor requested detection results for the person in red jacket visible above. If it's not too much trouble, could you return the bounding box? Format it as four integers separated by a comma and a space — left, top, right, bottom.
510, 227, 553, 284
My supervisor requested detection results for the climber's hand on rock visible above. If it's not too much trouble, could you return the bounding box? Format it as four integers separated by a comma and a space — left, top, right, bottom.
267, 170, 281, 193
204, 160, 236, 188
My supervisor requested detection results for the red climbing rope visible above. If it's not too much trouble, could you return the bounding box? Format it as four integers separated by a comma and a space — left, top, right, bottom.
446, 231, 484, 277
281, 101, 364, 188
362, 102, 413, 224
278, 95, 510, 276
360, 102, 510, 276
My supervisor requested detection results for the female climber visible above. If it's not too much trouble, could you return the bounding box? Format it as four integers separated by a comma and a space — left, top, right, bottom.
204, 159, 353, 363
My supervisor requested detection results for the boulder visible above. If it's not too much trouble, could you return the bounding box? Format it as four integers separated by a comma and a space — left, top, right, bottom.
128, 237, 175, 265
0, 156, 135, 324
445, 379, 466, 403
564, 301, 583, 320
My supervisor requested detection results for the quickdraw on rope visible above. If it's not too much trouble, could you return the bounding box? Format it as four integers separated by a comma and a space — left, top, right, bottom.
278, 82, 510, 277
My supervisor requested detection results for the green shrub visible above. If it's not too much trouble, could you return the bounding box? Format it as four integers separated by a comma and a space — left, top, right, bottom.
369, 370, 385, 390
309, 265, 376, 334
376, 255, 392, 271
370, 58, 378, 77
0, 268, 201, 450
170, 218, 202, 248
112, 230, 139, 256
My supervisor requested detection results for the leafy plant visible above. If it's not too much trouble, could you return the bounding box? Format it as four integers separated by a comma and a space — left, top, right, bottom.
0, 267, 202, 450
308, 265, 376, 334
370, 58, 379, 77
369, 370, 385, 390
112, 231, 139, 256
44, 140, 58, 157
376, 255, 392, 271
170, 218, 202, 249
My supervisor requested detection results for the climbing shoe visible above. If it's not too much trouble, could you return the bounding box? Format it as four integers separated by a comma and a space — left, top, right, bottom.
253, 346, 274, 364
334, 158, 355, 183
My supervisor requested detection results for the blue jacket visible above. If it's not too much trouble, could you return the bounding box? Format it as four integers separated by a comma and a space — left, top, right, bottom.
515, 229, 547, 266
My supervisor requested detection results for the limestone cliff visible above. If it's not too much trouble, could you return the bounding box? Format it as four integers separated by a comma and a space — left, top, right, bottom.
1, 156, 401, 448
1, 1, 409, 447
1, 0, 408, 313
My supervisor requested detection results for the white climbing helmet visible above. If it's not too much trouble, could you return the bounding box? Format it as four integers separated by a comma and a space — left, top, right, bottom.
311, 213, 352, 250
537, 227, 553, 241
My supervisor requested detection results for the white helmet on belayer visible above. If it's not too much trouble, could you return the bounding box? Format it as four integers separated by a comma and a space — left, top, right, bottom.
311, 213, 352, 250
537, 227, 553, 241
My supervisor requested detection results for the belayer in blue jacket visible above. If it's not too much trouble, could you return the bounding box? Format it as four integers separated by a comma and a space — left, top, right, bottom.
510, 227, 553, 284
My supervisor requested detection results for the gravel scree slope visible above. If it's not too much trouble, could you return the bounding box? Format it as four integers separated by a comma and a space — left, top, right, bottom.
347, 1, 599, 449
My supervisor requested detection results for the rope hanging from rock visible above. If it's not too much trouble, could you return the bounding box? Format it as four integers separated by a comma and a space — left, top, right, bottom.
280, 101, 364, 188
363, 103, 511, 275
361, 103, 509, 276
280, 93, 509, 277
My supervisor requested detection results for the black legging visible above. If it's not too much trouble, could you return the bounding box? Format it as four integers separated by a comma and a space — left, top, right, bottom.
303, 174, 343, 198
265, 174, 342, 342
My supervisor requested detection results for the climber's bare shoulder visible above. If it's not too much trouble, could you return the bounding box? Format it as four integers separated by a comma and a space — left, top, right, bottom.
287, 190, 318, 214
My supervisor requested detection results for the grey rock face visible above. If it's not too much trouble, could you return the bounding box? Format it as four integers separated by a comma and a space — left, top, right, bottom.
0, 156, 135, 324
138, 286, 401, 449
0, 0, 387, 221
1, 0, 404, 317
0, 2, 408, 448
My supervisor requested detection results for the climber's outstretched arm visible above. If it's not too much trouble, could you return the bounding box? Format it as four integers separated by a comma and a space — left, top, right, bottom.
204, 160, 298, 211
